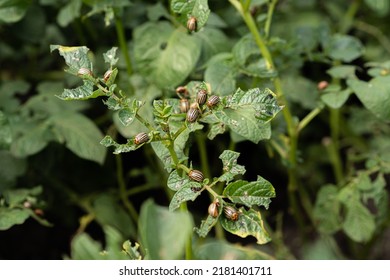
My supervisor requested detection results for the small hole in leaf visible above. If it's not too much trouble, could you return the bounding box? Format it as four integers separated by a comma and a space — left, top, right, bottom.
160, 42, 167, 50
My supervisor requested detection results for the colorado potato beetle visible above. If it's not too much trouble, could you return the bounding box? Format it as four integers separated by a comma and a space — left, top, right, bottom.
186, 107, 199, 123
180, 98, 190, 113
208, 200, 220, 218
196, 89, 208, 105
77, 67, 93, 76
176, 86, 188, 98
187, 16, 197, 32
223, 205, 239, 221
103, 69, 113, 82
188, 169, 204, 182
206, 95, 220, 108
134, 132, 149, 145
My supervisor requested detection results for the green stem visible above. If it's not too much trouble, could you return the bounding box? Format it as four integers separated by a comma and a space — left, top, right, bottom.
230, 0, 312, 230
195, 132, 211, 179
115, 15, 133, 76
180, 202, 193, 260
329, 108, 343, 185
297, 106, 323, 133
339, 0, 361, 34
115, 154, 139, 222
265, 0, 278, 38
135, 114, 155, 131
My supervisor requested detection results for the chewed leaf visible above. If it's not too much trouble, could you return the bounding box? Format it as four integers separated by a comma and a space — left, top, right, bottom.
50, 45, 93, 75
218, 150, 246, 183
170, 0, 210, 31
103, 47, 119, 66
223, 176, 276, 209
220, 207, 271, 245
100, 135, 149, 154
195, 215, 219, 238
57, 79, 105, 100
168, 182, 202, 211
167, 170, 190, 191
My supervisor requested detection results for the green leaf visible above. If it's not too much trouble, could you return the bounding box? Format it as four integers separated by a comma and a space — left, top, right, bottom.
133, 21, 201, 88
70, 233, 105, 260
195, 240, 274, 260
207, 122, 226, 140
50, 45, 93, 76
341, 199, 376, 243
118, 107, 136, 126
3, 186, 42, 206
321, 88, 351, 109
348, 76, 390, 121
0, 111, 12, 149
194, 211, 220, 238
205, 53, 237, 96
208, 87, 282, 143
92, 194, 136, 238
0, 208, 30, 230
101, 134, 149, 154
122, 240, 142, 260
214, 108, 271, 143
10, 121, 53, 158
0, 0, 31, 23
218, 150, 246, 183
103, 47, 119, 66
232, 34, 277, 78
139, 199, 193, 259
364, 0, 389, 16
170, 0, 210, 31
167, 170, 190, 191
57, 79, 105, 100
327, 65, 357, 79
313, 185, 342, 234
326, 34, 364, 62
57, 0, 82, 27
223, 176, 275, 209
220, 207, 271, 245
194, 27, 231, 65
0, 151, 26, 189
169, 182, 202, 211
50, 112, 106, 164
0, 80, 30, 113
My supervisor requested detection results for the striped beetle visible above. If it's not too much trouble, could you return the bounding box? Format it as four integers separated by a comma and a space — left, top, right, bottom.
186, 107, 199, 123
206, 95, 220, 108
223, 205, 239, 221
133, 132, 149, 145
188, 169, 204, 182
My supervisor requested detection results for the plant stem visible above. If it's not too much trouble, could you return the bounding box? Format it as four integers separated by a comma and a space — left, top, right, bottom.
115, 15, 133, 76
195, 132, 211, 179
339, 0, 361, 34
180, 202, 193, 260
115, 154, 139, 222
135, 114, 155, 131
265, 0, 278, 39
297, 106, 323, 133
329, 108, 344, 185
229, 0, 312, 231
